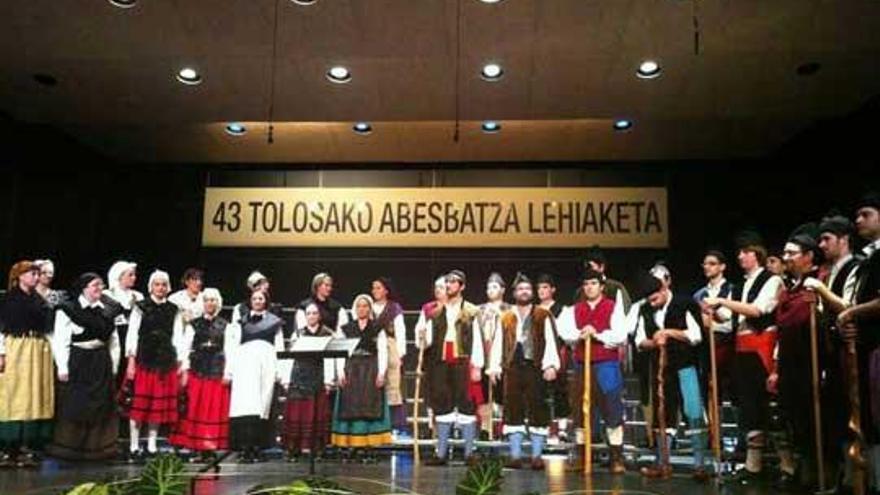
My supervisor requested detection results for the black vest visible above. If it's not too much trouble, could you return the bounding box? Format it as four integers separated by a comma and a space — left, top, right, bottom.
135, 298, 180, 371
341, 320, 380, 356
733, 269, 776, 332
288, 325, 334, 398
855, 248, 880, 349
189, 316, 228, 377
0, 288, 50, 337
640, 294, 702, 371
57, 299, 119, 344
240, 312, 284, 346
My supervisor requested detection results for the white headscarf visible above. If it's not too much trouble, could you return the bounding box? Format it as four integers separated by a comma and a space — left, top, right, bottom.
148, 270, 170, 289
246, 270, 267, 291
107, 261, 137, 292
202, 287, 223, 314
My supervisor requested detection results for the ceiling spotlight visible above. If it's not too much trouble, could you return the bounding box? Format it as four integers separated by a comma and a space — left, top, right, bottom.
479, 0, 504, 3
326, 66, 352, 84
352, 122, 372, 135
109, 0, 137, 8
33, 74, 58, 87
636, 60, 661, 79
291, 0, 317, 5
176, 67, 202, 85
613, 119, 633, 131
480, 63, 504, 81
481, 121, 501, 133
225, 123, 247, 136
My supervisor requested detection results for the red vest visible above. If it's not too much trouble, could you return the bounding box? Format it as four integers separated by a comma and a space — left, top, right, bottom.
573, 297, 618, 364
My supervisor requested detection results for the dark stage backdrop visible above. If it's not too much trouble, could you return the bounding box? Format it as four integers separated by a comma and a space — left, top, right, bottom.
0, 115, 876, 310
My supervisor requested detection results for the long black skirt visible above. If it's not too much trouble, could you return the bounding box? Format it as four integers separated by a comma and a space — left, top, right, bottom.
47, 346, 118, 460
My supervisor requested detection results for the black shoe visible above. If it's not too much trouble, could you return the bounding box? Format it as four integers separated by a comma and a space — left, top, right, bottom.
0, 452, 15, 469
724, 468, 762, 486
124, 449, 146, 465
15, 452, 39, 469
774, 471, 801, 492
237, 451, 253, 464
424, 455, 448, 466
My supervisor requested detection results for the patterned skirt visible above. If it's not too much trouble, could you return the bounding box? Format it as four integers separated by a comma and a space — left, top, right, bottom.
170, 373, 230, 451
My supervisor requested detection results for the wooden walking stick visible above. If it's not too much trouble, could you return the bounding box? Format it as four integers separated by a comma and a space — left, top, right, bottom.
413, 332, 427, 463
707, 320, 723, 473
656, 343, 670, 472
845, 332, 867, 495
809, 299, 827, 491
583, 332, 592, 474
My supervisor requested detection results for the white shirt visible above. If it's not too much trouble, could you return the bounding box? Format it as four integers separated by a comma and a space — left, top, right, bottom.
421, 299, 484, 369
373, 301, 407, 358
169, 289, 204, 321
488, 305, 560, 374
635, 293, 702, 348
557, 291, 627, 347
701, 278, 734, 334
737, 268, 783, 332
124, 296, 186, 361
102, 288, 144, 326
846, 238, 880, 304
223, 311, 286, 381
51, 295, 121, 377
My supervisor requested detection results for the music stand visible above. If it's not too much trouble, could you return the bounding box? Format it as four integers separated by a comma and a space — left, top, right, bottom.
278, 337, 360, 474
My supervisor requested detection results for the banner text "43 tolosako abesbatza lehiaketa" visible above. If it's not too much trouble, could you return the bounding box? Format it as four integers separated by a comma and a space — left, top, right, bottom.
202, 187, 667, 248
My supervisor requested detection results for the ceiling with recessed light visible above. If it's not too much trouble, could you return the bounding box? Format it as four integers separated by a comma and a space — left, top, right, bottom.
1, 0, 879, 163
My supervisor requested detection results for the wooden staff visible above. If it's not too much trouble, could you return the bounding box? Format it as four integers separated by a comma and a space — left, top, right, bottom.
656, 343, 670, 471
707, 319, 722, 471
809, 299, 827, 491
486, 316, 496, 441
413, 333, 427, 463
845, 334, 867, 495
583, 332, 592, 474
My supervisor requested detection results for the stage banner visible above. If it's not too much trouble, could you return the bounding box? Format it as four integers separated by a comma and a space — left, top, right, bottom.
202, 187, 667, 248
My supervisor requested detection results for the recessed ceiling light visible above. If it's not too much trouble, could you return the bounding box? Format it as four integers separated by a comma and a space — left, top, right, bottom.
480, 63, 504, 82
291, 0, 317, 5
353, 122, 372, 135
176, 67, 202, 85
796, 62, 821, 76
33, 74, 58, 87
636, 60, 661, 79
109, 0, 137, 8
479, 0, 504, 3
613, 119, 633, 131
326, 66, 352, 84
225, 123, 247, 136
481, 121, 501, 133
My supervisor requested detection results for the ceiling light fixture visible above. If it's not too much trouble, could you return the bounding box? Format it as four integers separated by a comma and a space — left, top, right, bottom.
480, 63, 504, 82
326, 66, 352, 84
636, 60, 661, 79
176, 67, 202, 85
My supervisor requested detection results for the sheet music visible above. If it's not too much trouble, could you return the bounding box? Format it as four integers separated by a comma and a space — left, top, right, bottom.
289, 335, 332, 353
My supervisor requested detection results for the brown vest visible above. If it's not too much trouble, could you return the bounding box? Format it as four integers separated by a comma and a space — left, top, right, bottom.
428, 300, 478, 364
500, 306, 551, 370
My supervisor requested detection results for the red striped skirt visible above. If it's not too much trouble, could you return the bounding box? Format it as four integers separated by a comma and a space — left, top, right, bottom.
129, 366, 179, 425
170, 374, 230, 451
283, 392, 330, 452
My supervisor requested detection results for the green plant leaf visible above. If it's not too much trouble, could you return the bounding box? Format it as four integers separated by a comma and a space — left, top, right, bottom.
456, 458, 504, 495
63, 482, 109, 495
130, 454, 188, 495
